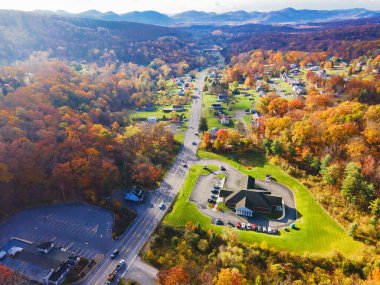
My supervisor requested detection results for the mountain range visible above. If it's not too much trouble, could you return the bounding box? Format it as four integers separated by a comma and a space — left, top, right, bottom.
32, 7, 380, 26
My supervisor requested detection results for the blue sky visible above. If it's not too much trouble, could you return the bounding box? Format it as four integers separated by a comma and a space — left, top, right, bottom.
1, 0, 379, 14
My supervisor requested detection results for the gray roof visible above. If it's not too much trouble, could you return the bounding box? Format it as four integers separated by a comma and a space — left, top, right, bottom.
15, 244, 72, 271
226, 190, 282, 214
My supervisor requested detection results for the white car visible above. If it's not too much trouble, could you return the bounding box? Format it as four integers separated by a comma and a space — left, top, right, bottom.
241, 223, 246, 230
268, 227, 272, 234
159, 202, 165, 209
117, 259, 126, 270
246, 223, 252, 230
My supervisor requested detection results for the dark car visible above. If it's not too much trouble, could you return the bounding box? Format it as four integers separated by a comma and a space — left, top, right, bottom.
207, 198, 216, 204
257, 225, 262, 232
220, 166, 226, 171
110, 249, 119, 259
183, 164, 188, 168
227, 221, 235, 227
211, 189, 219, 194
272, 228, 279, 235
216, 218, 224, 225
192, 141, 197, 146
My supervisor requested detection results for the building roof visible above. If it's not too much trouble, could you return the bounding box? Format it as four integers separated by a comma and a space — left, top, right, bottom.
37, 241, 53, 251
15, 244, 72, 271
226, 190, 282, 214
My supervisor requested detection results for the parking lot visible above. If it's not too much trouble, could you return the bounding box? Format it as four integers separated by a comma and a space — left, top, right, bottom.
0, 203, 117, 260
190, 160, 297, 231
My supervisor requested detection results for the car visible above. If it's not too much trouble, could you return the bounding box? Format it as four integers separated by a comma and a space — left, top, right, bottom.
207, 198, 216, 204
211, 189, 219, 194
263, 226, 267, 232
211, 194, 218, 199
117, 259, 126, 270
110, 249, 119, 259
203, 164, 208, 169
216, 218, 224, 225
213, 185, 221, 189
194, 133, 199, 136
183, 164, 188, 168
236, 221, 241, 228
220, 166, 226, 171
272, 228, 279, 235
227, 221, 235, 227
159, 202, 165, 209
241, 222, 246, 230
246, 223, 252, 230
257, 225, 262, 232
192, 141, 197, 146
268, 227, 272, 234
251, 223, 257, 231
106, 282, 111, 285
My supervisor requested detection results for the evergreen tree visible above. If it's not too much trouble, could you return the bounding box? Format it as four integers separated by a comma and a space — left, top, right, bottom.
199, 117, 208, 133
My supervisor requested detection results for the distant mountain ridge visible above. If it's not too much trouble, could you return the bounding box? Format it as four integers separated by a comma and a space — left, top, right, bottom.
31, 7, 380, 26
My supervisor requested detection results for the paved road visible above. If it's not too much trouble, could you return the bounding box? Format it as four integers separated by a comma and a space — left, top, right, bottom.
82, 70, 207, 285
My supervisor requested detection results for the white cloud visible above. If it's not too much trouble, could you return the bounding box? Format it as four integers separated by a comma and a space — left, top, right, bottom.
0, 0, 379, 14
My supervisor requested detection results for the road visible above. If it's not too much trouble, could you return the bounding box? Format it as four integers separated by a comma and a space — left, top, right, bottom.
82, 70, 207, 285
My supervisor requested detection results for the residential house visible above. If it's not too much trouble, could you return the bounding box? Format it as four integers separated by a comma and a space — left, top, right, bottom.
219, 115, 230, 125
211, 103, 223, 110
209, 127, 219, 138
173, 105, 184, 112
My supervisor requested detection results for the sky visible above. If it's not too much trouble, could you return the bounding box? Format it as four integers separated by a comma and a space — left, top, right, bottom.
0, 0, 379, 14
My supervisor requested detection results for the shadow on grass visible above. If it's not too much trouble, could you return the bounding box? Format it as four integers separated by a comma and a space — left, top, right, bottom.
296, 210, 303, 219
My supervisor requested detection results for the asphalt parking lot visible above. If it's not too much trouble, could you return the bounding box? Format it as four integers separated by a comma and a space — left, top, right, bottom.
0, 203, 117, 259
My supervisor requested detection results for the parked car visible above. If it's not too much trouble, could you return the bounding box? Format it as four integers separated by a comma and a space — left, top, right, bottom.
194, 133, 199, 136
236, 221, 241, 229
272, 228, 279, 235
214, 185, 221, 189
268, 227, 272, 234
117, 259, 126, 270
110, 249, 119, 259
207, 198, 216, 204
263, 226, 267, 233
257, 225, 262, 232
211, 189, 219, 194
192, 141, 197, 146
251, 223, 257, 231
183, 164, 188, 168
220, 166, 226, 171
211, 194, 218, 199
241, 223, 246, 230
216, 218, 224, 225
246, 223, 252, 230
227, 221, 235, 227
159, 202, 165, 209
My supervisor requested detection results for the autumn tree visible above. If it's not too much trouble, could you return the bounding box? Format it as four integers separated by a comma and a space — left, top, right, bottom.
215, 268, 245, 285
157, 265, 191, 285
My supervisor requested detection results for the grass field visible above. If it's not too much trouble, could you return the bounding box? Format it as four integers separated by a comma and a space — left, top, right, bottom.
164, 151, 364, 257
174, 133, 185, 144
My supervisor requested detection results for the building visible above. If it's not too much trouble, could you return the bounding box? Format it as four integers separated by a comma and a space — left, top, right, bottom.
173, 105, 184, 112
124, 186, 144, 202
0, 239, 78, 285
219, 115, 230, 125
147, 117, 157, 123
211, 103, 223, 110
219, 175, 283, 217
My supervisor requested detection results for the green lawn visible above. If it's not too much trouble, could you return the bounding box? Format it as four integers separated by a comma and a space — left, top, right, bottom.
174, 133, 185, 144
164, 151, 365, 257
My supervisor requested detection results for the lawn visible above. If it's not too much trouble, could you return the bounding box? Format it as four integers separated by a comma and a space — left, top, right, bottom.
164, 150, 365, 257
174, 133, 185, 144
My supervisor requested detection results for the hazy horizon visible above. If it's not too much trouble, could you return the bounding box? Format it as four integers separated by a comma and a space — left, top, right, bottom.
1, 0, 379, 14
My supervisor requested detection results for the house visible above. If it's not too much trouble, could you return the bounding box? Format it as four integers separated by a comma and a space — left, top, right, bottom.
124, 186, 144, 202
310, 66, 320, 71
252, 113, 260, 121
316, 69, 327, 78
219, 115, 230, 125
258, 91, 265, 97
217, 93, 228, 102
147, 117, 157, 123
255, 85, 263, 92
142, 104, 155, 111
290, 79, 302, 86
292, 69, 301, 75
173, 105, 184, 112
219, 175, 283, 217
289, 63, 298, 69
211, 103, 223, 110
294, 86, 306, 95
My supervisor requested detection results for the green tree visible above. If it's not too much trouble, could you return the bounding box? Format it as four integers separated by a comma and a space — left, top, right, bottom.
348, 222, 358, 237
321, 164, 340, 185
369, 198, 380, 221
263, 139, 272, 155
255, 275, 263, 285
232, 81, 239, 90
199, 117, 208, 133
341, 163, 375, 207
271, 140, 283, 156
